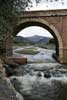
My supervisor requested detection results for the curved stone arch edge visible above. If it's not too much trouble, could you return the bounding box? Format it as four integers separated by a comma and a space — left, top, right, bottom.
14, 18, 63, 63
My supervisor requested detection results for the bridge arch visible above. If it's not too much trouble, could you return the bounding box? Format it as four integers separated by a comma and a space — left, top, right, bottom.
13, 18, 63, 63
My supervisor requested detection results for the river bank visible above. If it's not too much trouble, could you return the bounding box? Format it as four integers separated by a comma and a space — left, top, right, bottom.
9, 46, 67, 100
9, 62, 67, 100
0, 46, 67, 100
0, 59, 24, 100
1, 61, 67, 100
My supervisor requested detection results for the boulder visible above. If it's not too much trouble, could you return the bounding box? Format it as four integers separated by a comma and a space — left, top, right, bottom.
3, 64, 15, 77
44, 71, 51, 78
4, 57, 27, 67
12, 57, 27, 64
37, 71, 42, 77
16, 92, 24, 100
0, 59, 6, 77
4, 58, 19, 68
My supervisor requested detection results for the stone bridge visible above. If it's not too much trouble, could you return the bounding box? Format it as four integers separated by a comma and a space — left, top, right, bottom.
7, 9, 67, 64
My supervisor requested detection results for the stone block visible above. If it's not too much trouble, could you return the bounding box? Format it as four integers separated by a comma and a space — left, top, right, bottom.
12, 57, 27, 64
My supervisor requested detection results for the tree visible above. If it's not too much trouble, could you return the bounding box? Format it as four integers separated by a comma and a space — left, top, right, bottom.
49, 38, 55, 44
0, 0, 32, 59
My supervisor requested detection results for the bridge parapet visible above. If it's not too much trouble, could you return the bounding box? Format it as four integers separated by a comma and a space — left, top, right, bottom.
19, 9, 67, 18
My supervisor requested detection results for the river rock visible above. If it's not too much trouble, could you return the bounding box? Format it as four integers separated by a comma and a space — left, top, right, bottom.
44, 71, 51, 78
0, 59, 6, 77
37, 71, 42, 77
3, 64, 15, 77
12, 57, 27, 64
4, 58, 19, 68
52, 70, 63, 77
16, 92, 24, 100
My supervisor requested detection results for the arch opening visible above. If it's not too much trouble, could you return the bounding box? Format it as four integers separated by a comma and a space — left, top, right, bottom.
13, 19, 63, 62
17, 26, 58, 55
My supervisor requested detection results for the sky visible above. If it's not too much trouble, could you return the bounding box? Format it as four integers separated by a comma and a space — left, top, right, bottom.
17, 26, 53, 38
17, 0, 67, 38
26, 0, 67, 11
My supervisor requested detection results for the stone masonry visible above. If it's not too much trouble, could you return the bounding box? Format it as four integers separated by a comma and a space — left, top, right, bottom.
6, 9, 67, 63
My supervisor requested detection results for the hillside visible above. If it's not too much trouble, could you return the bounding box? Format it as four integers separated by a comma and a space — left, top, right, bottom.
14, 36, 34, 45
26, 35, 44, 42
14, 35, 55, 49
14, 35, 53, 45
15, 36, 30, 42
38, 37, 51, 43
26, 35, 52, 43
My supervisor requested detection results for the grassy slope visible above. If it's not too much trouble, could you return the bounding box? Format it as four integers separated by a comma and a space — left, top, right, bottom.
15, 47, 39, 55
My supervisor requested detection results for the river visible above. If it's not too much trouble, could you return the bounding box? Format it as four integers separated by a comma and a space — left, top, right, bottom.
13, 46, 56, 63
11, 46, 67, 100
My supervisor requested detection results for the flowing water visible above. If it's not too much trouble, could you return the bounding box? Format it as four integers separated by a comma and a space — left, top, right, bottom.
11, 47, 67, 100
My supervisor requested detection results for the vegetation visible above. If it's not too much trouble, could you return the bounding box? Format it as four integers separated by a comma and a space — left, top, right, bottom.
14, 41, 55, 50
14, 39, 55, 50
0, 0, 33, 58
14, 35, 55, 50
13, 36, 34, 46
35, 43, 55, 50
15, 47, 39, 55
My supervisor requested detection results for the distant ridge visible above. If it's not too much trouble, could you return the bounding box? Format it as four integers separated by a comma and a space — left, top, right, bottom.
15, 36, 31, 44
15, 35, 52, 44
25, 35, 52, 43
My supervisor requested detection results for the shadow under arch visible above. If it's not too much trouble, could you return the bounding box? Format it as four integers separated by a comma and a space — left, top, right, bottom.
13, 18, 63, 62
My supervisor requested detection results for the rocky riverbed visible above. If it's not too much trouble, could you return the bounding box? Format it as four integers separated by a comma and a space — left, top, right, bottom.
8, 46, 67, 100
10, 63, 67, 100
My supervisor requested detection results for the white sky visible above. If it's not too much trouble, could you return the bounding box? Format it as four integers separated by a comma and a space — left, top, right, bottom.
17, 26, 53, 38
17, 0, 67, 38
27, 0, 67, 10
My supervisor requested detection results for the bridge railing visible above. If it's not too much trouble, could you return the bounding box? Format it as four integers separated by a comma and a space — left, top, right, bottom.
19, 9, 67, 18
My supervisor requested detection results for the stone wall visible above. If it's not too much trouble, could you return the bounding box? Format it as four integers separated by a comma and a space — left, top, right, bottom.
5, 9, 67, 63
